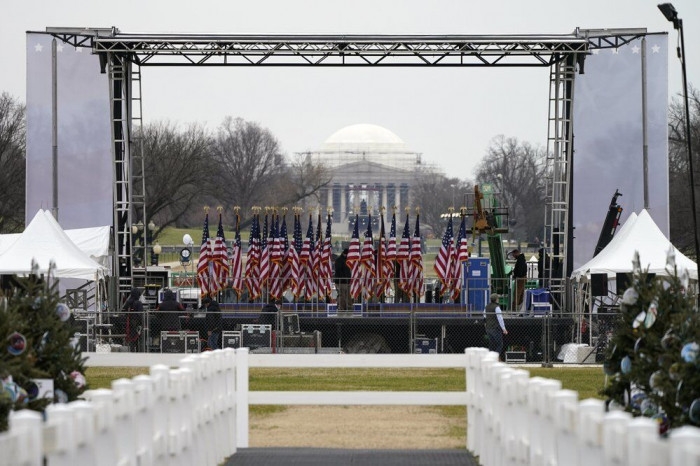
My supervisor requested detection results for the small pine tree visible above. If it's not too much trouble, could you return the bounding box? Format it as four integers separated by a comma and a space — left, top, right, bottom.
0, 265, 88, 432
601, 250, 700, 432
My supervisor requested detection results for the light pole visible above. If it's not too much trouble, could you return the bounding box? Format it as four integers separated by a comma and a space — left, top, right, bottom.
658, 3, 700, 266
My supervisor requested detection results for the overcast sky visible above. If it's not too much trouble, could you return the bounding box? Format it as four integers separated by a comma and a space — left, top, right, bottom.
2, 0, 699, 181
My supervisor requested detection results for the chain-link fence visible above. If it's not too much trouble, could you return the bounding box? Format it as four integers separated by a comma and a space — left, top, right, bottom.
68, 272, 614, 361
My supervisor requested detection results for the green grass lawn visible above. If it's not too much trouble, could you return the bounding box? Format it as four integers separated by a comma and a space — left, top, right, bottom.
85, 365, 605, 444
86, 365, 605, 402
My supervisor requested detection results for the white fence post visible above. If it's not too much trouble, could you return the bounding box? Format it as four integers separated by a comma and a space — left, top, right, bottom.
235, 347, 250, 448
527, 376, 547, 465
669, 426, 700, 466
222, 348, 237, 455
602, 410, 632, 466
553, 389, 579, 466
43, 404, 77, 466
132, 375, 155, 466
149, 364, 170, 466
465, 347, 488, 453
539, 379, 562, 465
626, 417, 667, 466
8, 409, 43, 466
111, 378, 138, 466
81, 388, 118, 466
68, 401, 98, 466
508, 369, 530, 465
577, 398, 606, 465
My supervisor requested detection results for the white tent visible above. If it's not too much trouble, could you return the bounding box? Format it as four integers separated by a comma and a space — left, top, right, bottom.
0, 210, 107, 280
571, 209, 697, 280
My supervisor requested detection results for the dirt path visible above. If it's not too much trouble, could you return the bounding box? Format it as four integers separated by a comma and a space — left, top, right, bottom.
249, 406, 465, 449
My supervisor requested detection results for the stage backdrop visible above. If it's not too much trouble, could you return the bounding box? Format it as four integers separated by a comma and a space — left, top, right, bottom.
573, 34, 669, 270
26, 32, 112, 229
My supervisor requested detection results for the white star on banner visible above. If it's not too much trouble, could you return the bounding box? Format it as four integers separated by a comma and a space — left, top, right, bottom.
75, 47, 83, 53
57, 43, 64, 53
612, 48, 619, 55
34, 43, 43, 52
631, 45, 640, 54
652, 44, 660, 53
591, 49, 599, 55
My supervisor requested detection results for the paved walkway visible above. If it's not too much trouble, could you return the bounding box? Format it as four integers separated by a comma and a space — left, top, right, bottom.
225, 447, 479, 465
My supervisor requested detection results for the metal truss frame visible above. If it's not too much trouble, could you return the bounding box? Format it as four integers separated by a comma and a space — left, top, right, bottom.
41, 27, 649, 309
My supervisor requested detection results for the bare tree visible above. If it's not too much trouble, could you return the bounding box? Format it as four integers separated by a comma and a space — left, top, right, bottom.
136, 121, 212, 236
668, 85, 700, 256
0, 93, 26, 233
277, 152, 333, 206
475, 135, 546, 242
210, 117, 286, 217
411, 172, 472, 238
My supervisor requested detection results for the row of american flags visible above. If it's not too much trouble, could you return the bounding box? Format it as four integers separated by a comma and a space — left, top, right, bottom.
195, 207, 471, 303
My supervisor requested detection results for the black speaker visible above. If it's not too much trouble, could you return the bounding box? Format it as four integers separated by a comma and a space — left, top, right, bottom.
591, 273, 608, 296
616, 273, 631, 294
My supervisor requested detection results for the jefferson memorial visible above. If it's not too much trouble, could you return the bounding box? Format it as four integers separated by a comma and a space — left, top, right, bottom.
303, 123, 439, 234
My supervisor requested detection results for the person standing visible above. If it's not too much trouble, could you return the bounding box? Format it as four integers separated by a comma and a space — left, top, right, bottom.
484, 293, 508, 360
123, 287, 143, 352
334, 248, 352, 310
258, 298, 280, 331
202, 296, 222, 350
156, 289, 185, 333
511, 249, 527, 308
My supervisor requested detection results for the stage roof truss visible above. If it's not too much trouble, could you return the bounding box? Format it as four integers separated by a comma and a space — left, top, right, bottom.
35, 26, 652, 308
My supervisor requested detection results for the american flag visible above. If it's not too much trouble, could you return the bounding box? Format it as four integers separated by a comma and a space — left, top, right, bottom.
311, 213, 323, 299
245, 212, 262, 300
300, 214, 315, 300
320, 212, 334, 298
229, 213, 244, 299
434, 215, 455, 290
347, 215, 363, 300
279, 214, 291, 295
360, 214, 375, 300
196, 212, 212, 297
259, 213, 270, 290
451, 213, 470, 301
211, 212, 230, 294
384, 212, 397, 296
409, 213, 424, 299
269, 213, 284, 300
375, 213, 391, 297
290, 213, 303, 298
397, 214, 412, 294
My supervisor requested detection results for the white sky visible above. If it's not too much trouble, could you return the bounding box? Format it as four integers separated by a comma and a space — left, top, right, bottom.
2, 0, 699, 181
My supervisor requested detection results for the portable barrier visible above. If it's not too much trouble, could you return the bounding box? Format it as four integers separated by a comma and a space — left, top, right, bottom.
1, 348, 699, 465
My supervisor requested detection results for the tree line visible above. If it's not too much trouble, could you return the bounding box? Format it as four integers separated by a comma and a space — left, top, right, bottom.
1, 89, 698, 256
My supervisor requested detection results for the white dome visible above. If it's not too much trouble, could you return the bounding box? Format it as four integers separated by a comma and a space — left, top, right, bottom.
323, 124, 405, 146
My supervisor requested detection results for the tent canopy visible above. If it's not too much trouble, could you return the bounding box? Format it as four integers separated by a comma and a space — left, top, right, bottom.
571, 209, 697, 281
0, 210, 107, 280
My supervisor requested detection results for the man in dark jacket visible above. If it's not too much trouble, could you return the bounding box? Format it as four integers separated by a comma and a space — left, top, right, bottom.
259, 299, 280, 331
202, 296, 222, 350
156, 289, 185, 333
484, 293, 508, 360
123, 287, 144, 352
334, 248, 352, 310
511, 249, 527, 309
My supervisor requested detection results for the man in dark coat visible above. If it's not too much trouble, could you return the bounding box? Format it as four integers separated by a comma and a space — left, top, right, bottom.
511, 249, 528, 309
123, 287, 144, 352
334, 248, 352, 310
259, 298, 280, 331
156, 289, 185, 333
202, 296, 222, 350
484, 293, 508, 361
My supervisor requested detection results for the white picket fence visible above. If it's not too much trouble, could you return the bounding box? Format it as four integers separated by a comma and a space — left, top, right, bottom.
466, 347, 700, 466
1, 348, 699, 465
